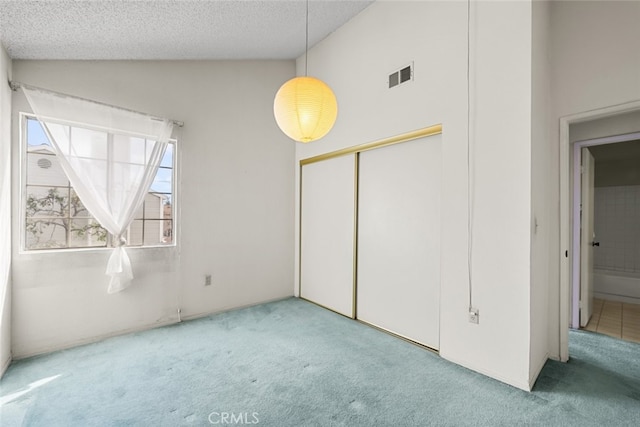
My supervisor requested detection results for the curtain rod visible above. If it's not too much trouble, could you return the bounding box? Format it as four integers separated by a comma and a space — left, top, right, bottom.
8, 80, 184, 128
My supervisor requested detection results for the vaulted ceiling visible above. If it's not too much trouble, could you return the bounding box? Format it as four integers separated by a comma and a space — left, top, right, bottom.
0, 0, 374, 60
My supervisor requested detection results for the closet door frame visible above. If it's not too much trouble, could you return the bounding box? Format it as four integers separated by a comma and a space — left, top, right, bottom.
299, 154, 358, 317
298, 123, 442, 339
357, 135, 442, 349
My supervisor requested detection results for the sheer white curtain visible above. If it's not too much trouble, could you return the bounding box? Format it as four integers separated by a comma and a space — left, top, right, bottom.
23, 87, 174, 293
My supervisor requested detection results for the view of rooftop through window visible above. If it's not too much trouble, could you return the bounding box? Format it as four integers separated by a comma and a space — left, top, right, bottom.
23, 116, 176, 250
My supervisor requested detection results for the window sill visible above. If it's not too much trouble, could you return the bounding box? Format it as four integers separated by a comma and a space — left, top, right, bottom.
17, 243, 177, 256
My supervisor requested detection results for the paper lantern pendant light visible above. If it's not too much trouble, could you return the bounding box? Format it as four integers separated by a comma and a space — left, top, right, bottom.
273, 0, 338, 143
274, 76, 338, 143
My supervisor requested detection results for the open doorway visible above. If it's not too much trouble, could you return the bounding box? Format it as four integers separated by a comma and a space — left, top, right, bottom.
573, 139, 640, 343
577, 141, 640, 342
559, 104, 640, 362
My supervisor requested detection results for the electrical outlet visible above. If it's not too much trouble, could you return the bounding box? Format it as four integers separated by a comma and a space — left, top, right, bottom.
205, 274, 212, 286
469, 308, 479, 324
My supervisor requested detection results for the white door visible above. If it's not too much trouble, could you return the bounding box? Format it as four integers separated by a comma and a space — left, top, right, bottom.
580, 147, 595, 327
357, 135, 441, 349
300, 155, 356, 317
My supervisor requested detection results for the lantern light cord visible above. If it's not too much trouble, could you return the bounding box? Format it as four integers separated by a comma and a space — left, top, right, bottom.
272, 0, 337, 143
305, 0, 309, 77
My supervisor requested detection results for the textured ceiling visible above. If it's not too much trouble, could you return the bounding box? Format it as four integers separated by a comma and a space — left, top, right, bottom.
0, 0, 374, 60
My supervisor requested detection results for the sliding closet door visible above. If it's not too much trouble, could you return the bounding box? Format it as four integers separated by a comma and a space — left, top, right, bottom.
300, 155, 355, 317
357, 135, 441, 349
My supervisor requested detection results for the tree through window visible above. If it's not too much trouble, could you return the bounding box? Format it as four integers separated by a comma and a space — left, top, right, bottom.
23, 115, 176, 250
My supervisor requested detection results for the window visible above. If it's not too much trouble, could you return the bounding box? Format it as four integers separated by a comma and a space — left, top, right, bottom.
22, 114, 176, 251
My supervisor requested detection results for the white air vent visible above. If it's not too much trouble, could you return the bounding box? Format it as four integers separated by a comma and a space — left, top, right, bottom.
388, 62, 414, 88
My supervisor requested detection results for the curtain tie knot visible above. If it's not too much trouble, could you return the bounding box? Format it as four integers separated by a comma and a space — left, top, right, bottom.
116, 236, 127, 247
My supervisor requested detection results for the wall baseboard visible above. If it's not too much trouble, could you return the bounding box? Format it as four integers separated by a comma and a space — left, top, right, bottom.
594, 291, 640, 305
0, 353, 11, 379
12, 294, 294, 360
440, 352, 532, 392
12, 318, 179, 360
529, 352, 549, 389
180, 295, 294, 322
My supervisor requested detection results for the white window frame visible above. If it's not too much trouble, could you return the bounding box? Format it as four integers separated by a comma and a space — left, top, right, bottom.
19, 112, 178, 253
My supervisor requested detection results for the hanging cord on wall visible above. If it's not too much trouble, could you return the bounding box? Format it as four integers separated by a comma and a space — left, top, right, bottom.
466, 0, 475, 312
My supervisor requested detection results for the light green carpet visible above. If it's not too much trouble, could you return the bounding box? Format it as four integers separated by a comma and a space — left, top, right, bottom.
1, 297, 639, 426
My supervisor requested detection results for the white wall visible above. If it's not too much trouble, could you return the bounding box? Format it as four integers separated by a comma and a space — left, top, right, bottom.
548, 0, 640, 359
11, 60, 295, 357
570, 111, 640, 188
593, 185, 640, 274
294, 1, 534, 390
530, 0, 552, 386
0, 45, 13, 377
595, 158, 640, 187
570, 110, 640, 143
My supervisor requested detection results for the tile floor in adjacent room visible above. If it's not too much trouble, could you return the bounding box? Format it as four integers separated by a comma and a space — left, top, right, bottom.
584, 298, 640, 343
